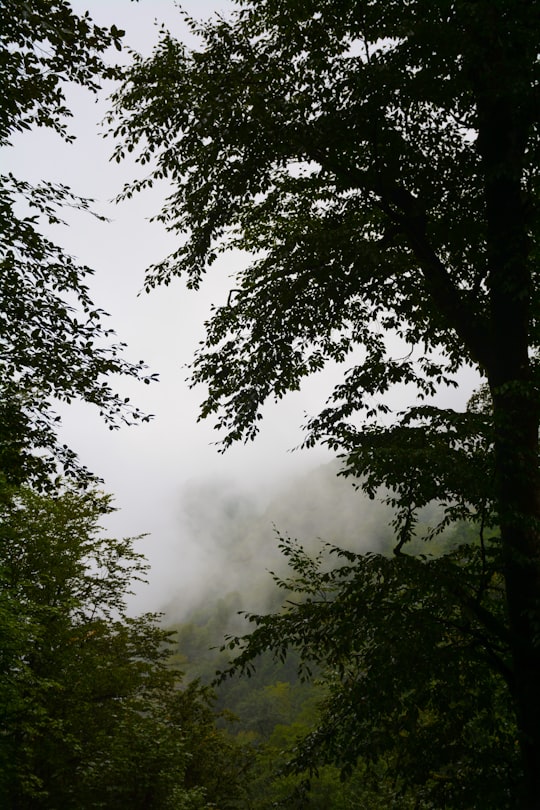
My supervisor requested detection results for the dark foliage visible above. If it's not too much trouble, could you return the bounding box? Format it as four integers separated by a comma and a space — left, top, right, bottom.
1, 1, 156, 487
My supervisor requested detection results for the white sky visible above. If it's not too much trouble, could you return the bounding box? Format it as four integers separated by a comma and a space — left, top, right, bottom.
7, 0, 479, 613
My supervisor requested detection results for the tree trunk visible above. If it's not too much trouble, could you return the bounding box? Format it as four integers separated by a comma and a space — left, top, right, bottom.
480, 74, 540, 807
492, 391, 540, 809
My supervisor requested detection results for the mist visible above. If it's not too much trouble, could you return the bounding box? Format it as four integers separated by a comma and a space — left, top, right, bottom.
150, 462, 397, 622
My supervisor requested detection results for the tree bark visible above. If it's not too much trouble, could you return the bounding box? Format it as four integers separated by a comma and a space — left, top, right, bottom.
492, 391, 540, 809
479, 71, 540, 807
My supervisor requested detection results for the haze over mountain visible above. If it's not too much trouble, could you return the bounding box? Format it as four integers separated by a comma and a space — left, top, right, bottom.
159, 462, 398, 621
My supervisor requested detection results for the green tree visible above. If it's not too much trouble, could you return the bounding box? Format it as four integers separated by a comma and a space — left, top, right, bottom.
0, 0, 156, 486
0, 481, 247, 809
110, 3, 540, 804
219, 534, 517, 808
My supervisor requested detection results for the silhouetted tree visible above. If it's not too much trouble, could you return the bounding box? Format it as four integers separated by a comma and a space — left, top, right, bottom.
110, 3, 540, 804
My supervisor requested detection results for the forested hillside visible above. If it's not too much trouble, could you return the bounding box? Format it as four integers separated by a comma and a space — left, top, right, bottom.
163, 461, 460, 620
162, 463, 507, 808
163, 461, 395, 618
3, 0, 538, 807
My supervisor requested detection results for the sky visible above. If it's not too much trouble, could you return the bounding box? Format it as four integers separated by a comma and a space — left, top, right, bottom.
8, 0, 479, 614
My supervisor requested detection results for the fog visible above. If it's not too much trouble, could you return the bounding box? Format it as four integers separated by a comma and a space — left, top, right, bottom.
154, 462, 399, 620
8, 0, 480, 619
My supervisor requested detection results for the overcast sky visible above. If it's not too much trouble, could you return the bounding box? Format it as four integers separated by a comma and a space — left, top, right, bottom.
9, 0, 479, 613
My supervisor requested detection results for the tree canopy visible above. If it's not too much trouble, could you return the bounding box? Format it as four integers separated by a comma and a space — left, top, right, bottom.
219, 532, 517, 808
110, 2, 540, 805
0, 480, 250, 809
1, 0, 155, 486
110, 0, 537, 443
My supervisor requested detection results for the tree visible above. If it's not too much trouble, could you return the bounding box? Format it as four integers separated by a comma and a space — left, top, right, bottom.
110, 2, 540, 805
218, 532, 517, 808
0, 479, 248, 809
0, 0, 156, 486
